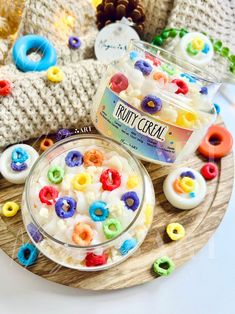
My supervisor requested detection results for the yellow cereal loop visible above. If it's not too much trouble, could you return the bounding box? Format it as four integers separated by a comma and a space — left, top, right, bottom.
166, 223, 185, 241
179, 177, 195, 193
127, 175, 140, 189
2, 201, 20, 217
176, 111, 198, 128
192, 38, 204, 51
144, 204, 153, 226
47, 66, 64, 83
72, 173, 92, 191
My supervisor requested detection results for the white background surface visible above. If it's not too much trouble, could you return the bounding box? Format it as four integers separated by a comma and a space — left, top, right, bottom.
0, 86, 235, 314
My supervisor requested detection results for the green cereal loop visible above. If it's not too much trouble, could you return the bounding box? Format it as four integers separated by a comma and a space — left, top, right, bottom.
103, 218, 122, 239
47, 166, 64, 184
153, 256, 175, 276
186, 42, 199, 56
161, 63, 176, 76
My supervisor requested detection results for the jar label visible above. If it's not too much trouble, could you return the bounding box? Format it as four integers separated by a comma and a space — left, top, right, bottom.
95, 88, 193, 163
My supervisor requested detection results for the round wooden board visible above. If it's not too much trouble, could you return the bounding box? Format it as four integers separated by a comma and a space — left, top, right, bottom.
0, 119, 233, 290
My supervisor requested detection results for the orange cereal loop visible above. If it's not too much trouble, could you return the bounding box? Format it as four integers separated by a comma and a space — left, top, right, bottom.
40, 138, 54, 151
72, 223, 93, 246
153, 71, 168, 84
84, 149, 104, 167
173, 179, 184, 194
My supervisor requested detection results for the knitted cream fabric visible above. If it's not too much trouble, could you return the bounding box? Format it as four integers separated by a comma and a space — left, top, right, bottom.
0, 0, 103, 148
142, 0, 174, 41
0, 60, 104, 147
4, 0, 97, 64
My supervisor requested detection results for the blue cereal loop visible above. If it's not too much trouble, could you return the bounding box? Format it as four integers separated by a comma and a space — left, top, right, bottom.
180, 73, 197, 83
189, 192, 196, 198
214, 103, 220, 114
202, 43, 210, 54
17, 243, 38, 266
119, 238, 137, 255
130, 51, 138, 61
12, 35, 57, 72
89, 201, 109, 222
11, 147, 29, 163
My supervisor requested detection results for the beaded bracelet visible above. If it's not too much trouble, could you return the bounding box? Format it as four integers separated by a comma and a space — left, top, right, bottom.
152, 28, 235, 74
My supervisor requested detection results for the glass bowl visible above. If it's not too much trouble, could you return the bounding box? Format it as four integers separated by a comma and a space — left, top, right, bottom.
21, 135, 155, 271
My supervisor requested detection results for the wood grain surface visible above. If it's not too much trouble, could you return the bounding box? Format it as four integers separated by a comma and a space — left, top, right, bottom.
0, 119, 233, 290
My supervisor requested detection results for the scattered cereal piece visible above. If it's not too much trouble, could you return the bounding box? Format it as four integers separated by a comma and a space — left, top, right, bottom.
153, 256, 175, 276
17, 243, 38, 267
166, 223, 185, 241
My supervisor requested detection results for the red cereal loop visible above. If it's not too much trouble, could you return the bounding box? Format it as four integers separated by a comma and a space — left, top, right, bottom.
100, 168, 121, 191
172, 79, 189, 95
0, 80, 11, 96
39, 186, 58, 205
109, 73, 128, 93
85, 252, 108, 267
145, 53, 161, 66
200, 163, 218, 180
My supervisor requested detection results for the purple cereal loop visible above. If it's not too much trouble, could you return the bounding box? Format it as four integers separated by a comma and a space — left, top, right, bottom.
27, 223, 43, 243
55, 196, 77, 219
141, 95, 162, 114
65, 150, 83, 167
68, 36, 81, 49
56, 128, 72, 141
200, 86, 208, 95
180, 171, 195, 179
134, 59, 153, 76
121, 191, 140, 211
11, 162, 28, 172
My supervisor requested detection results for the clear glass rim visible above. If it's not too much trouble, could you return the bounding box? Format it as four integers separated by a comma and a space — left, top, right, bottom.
130, 39, 221, 84
25, 134, 146, 249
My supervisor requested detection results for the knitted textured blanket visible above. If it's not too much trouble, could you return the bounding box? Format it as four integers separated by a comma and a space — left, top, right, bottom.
0, 0, 234, 148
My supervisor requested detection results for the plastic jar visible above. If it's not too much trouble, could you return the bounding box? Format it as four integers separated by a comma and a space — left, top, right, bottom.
22, 135, 155, 271
92, 40, 220, 165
